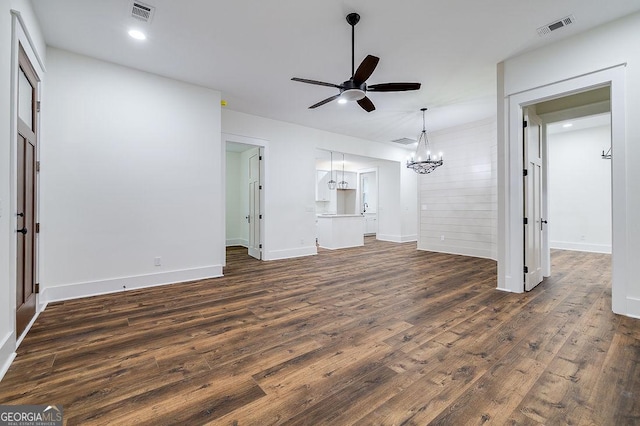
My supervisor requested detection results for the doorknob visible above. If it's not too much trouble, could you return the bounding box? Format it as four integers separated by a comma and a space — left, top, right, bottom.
17, 227, 28, 234
17, 212, 24, 217
540, 219, 548, 231
246, 215, 250, 223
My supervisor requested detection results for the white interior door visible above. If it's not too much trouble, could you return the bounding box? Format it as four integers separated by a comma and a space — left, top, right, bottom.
248, 152, 261, 259
524, 107, 544, 291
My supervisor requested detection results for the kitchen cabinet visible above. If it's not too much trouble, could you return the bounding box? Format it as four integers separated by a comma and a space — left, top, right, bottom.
364, 213, 377, 235
316, 170, 332, 202
317, 214, 364, 249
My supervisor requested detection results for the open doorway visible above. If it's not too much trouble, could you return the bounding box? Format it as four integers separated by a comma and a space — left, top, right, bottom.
501, 64, 627, 315
223, 135, 267, 266
521, 87, 613, 294
360, 170, 377, 236
314, 150, 384, 245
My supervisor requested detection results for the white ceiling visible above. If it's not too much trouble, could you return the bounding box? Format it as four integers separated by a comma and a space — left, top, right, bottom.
547, 113, 611, 135
31, 0, 640, 144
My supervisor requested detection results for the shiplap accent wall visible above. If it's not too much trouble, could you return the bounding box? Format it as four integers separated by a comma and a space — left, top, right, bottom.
417, 118, 497, 259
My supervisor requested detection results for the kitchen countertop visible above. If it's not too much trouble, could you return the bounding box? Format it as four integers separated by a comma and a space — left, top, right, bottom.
317, 214, 363, 218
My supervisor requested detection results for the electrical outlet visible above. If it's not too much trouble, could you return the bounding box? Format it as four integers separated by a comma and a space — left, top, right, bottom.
440, 235, 445, 241
154, 257, 162, 266
300, 239, 305, 245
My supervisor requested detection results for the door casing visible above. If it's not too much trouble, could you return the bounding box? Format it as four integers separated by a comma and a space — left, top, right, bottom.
499, 65, 626, 314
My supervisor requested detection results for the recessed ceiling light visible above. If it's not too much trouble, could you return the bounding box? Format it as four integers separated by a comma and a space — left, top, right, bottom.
128, 29, 146, 40
563, 123, 573, 128
337, 98, 347, 104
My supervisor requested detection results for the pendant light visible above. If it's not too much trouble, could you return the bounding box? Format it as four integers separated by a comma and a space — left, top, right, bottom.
338, 153, 348, 189
406, 108, 443, 174
328, 151, 337, 190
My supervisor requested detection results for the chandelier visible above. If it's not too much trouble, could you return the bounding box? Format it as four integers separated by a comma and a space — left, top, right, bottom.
406, 108, 443, 174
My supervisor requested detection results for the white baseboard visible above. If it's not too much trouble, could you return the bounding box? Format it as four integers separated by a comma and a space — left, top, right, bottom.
40, 265, 223, 304
376, 234, 403, 243
417, 243, 495, 260
15, 306, 44, 348
550, 241, 611, 254
264, 246, 317, 261
626, 297, 640, 319
0, 331, 16, 383
376, 234, 418, 243
226, 238, 248, 247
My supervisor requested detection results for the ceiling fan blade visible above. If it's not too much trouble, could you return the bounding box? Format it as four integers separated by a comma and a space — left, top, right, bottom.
309, 94, 342, 109
367, 82, 421, 92
357, 96, 375, 112
292, 77, 342, 89
353, 55, 380, 85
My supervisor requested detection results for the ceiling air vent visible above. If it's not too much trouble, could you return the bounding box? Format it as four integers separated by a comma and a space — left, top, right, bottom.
537, 15, 575, 36
392, 137, 417, 146
130, 1, 155, 23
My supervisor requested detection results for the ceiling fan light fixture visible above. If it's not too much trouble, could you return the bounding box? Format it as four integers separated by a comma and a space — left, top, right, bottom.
340, 88, 366, 102
128, 29, 147, 40
291, 12, 421, 112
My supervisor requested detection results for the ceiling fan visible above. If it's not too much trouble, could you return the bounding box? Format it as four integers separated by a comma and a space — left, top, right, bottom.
291, 12, 421, 112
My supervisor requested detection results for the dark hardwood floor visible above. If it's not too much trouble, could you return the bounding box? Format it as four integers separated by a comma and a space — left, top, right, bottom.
1, 238, 638, 425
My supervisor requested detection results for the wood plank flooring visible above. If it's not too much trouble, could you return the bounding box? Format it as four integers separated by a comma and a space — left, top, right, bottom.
1, 238, 639, 425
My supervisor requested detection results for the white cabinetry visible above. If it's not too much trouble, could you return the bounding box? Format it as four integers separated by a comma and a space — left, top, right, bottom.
364, 213, 377, 235
317, 214, 364, 249
316, 170, 331, 202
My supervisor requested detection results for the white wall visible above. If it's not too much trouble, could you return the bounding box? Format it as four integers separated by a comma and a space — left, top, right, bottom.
499, 11, 640, 316
548, 124, 611, 253
225, 151, 243, 246
1, 0, 47, 379
39, 48, 223, 302
401, 163, 418, 241
418, 118, 497, 259
376, 159, 403, 242
0, 0, 15, 380
221, 109, 417, 259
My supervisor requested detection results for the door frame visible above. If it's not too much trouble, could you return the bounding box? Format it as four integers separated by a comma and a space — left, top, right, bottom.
498, 65, 627, 314
221, 133, 269, 267
9, 11, 46, 348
